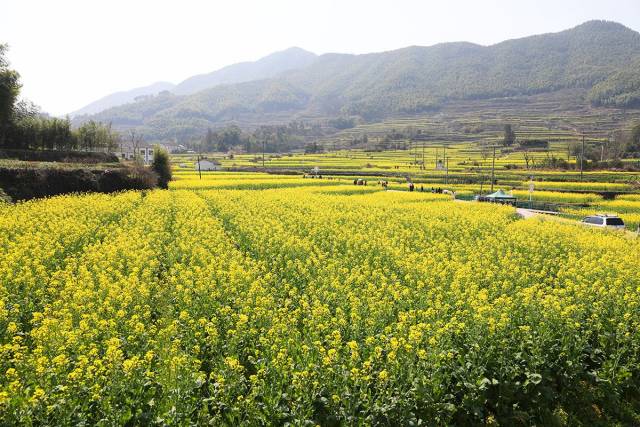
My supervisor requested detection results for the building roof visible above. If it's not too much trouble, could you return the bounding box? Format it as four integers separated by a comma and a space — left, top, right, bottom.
197, 159, 221, 165
119, 143, 154, 151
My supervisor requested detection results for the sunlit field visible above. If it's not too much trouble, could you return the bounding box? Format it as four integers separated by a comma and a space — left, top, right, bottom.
1, 173, 639, 425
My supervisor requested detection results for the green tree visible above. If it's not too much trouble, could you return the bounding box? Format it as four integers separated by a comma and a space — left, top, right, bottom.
151, 145, 172, 189
503, 124, 516, 146
629, 123, 640, 155
204, 128, 215, 151
0, 44, 21, 147
76, 120, 120, 152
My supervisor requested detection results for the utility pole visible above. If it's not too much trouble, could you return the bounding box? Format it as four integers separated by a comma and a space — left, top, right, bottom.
445, 157, 449, 185
490, 146, 496, 193
580, 134, 585, 181
422, 142, 425, 170
262, 139, 266, 169
197, 142, 202, 180
443, 145, 447, 184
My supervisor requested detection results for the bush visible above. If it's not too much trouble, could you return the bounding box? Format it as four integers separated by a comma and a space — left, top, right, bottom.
0, 148, 118, 163
0, 187, 11, 203
151, 145, 172, 189
98, 166, 158, 193
0, 166, 157, 201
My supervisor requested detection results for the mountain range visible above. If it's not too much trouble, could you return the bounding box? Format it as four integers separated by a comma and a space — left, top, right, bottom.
70, 47, 317, 116
77, 20, 640, 140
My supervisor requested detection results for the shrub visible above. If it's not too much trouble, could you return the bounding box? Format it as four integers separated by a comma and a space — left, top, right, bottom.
0, 165, 157, 201
0, 148, 118, 163
98, 166, 158, 193
0, 187, 11, 203
151, 145, 172, 189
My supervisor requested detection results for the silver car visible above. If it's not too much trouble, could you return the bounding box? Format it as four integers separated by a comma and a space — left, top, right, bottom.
582, 214, 625, 230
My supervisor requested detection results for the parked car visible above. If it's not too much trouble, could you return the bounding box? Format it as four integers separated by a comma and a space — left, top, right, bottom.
581, 214, 625, 230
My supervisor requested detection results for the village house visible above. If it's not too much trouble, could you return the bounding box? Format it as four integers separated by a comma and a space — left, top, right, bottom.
116, 143, 155, 164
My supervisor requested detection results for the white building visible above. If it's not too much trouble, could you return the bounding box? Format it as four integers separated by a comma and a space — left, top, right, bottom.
195, 159, 222, 171
117, 144, 155, 164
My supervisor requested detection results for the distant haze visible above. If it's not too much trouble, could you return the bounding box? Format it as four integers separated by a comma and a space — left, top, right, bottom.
2, 0, 640, 116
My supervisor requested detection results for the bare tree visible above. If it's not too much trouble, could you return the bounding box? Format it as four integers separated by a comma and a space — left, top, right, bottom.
523, 149, 531, 170
480, 141, 490, 161
129, 129, 144, 163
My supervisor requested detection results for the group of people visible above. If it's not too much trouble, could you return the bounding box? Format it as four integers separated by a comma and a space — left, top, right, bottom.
317, 174, 451, 196
407, 184, 445, 193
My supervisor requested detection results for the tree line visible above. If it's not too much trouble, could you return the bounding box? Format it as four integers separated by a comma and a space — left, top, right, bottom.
196, 122, 325, 154
503, 123, 640, 170
0, 44, 119, 152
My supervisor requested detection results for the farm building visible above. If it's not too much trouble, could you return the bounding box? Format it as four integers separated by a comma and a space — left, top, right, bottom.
116, 144, 155, 164
195, 159, 222, 171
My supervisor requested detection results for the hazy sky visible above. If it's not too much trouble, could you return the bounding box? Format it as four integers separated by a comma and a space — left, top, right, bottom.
2, 0, 640, 116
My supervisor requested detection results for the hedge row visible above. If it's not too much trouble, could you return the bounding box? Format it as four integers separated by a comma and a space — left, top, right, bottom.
0, 166, 157, 201
0, 149, 119, 164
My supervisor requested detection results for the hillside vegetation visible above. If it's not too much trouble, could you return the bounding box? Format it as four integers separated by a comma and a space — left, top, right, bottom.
85, 21, 640, 140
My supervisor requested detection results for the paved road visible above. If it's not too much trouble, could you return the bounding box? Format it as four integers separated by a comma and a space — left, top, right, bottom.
516, 208, 539, 219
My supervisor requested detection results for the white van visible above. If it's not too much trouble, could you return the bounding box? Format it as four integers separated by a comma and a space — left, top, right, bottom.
581, 214, 625, 230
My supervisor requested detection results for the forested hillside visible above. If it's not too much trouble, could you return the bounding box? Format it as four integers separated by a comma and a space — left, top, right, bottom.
173, 47, 317, 95
84, 21, 640, 140
70, 82, 175, 117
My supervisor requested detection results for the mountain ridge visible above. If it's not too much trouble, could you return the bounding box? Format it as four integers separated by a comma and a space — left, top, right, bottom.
81, 20, 640, 140
70, 81, 175, 117
173, 47, 317, 95
70, 47, 317, 117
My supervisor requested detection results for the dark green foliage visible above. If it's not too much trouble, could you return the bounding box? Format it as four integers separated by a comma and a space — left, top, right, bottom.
4, 116, 119, 152
8, 116, 74, 150
588, 60, 640, 107
0, 148, 118, 163
519, 139, 549, 149
0, 44, 21, 146
84, 21, 640, 140
204, 126, 242, 152
151, 145, 172, 189
0, 165, 157, 201
503, 124, 516, 146
304, 141, 324, 154
196, 122, 324, 154
75, 120, 120, 152
629, 123, 640, 154
328, 117, 356, 129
